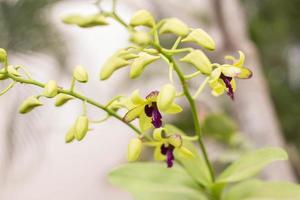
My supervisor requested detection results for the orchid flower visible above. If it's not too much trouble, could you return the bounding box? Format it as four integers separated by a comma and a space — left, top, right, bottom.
123, 88, 182, 132
209, 51, 252, 100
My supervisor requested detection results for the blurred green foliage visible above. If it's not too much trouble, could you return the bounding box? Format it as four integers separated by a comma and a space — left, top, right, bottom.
0, 0, 66, 65
243, 0, 300, 148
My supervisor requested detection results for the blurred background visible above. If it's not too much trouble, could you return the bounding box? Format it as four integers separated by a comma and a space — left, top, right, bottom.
0, 0, 299, 199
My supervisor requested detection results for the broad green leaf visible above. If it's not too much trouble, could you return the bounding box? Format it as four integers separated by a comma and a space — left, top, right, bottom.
164, 124, 212, 187
223, 180, 300, 200
217, 147, 288, 183
108, 162, 209, 200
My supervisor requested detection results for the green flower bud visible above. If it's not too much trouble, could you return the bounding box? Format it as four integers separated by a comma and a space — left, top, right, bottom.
19, 96, 43, 114
130, 52, 160, 79
129, 10, 155, 27
0, 68, 8, 80
180, 50, 212, 74
74, 115, 89, 141
65, 125, 76, 143
43, 80, 58, 98
153, 128, 164, 141
0, 48, 7, 63
159, 18, 189, 36
7, 65, 20, 76
130, 31, 151, 46
167, 134, 182, 148
62, 14, 108, 28
127, 138, 142, 162
55, 93, 74, 107
73, 65, 88, 83
182, 28, 216, 51
157, 84, 176, 112
100, 57, 129, 80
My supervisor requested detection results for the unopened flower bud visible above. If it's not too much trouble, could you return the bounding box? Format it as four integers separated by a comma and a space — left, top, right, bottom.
55, 93, 74, 107
73, 65, 88, 83
62, 14, 108, 28
130, 52, 159, 79
167, 134, 182, 148
19, 96, 43, 114
129, 10, 155, 27
182, 28, 215, 51
100, 57, 129, 80
0, 68, 8, 80
180, 50, 212, 74
65, 125, 76, 143
130, 31, 151, 46
127, 138, 142, 162
0, 48, 7, 63
159, 18, 189, 36
7, 65, 20, 76
43, 80, 58, 98
74, 115, 89, 141
157, 84, 176, 112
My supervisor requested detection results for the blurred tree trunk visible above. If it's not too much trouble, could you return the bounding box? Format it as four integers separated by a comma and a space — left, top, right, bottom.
126, 0, 296, 181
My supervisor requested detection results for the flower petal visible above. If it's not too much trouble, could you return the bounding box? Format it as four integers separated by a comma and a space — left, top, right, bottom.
164, 103, 183, 114
176, 146, 195, 158
220, 65, 241, 77
236, 67, 253, 79
139, 112, 153, 132
234, 51, 245, 67
131, 90, 146, 105
123, 105, 144, 123
157, 84, 176, 112
211, 80, 225, 97
154, 145, 166, 161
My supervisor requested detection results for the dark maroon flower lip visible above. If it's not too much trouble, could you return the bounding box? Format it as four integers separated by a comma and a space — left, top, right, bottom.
161, 144, 175, 168
220, 73, 234, 100
144, 102, 162, 128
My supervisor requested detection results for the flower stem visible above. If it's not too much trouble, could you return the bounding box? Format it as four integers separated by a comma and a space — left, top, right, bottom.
161, 53, 215, 181
6, 73, 144, 138
193, 77, 209, 99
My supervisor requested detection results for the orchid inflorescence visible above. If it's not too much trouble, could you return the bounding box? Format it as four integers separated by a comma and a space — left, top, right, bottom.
0, 1, 252, 173
2, 1, 300, 199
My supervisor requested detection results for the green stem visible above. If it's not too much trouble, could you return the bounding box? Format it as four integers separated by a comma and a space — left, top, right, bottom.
172, 36, 182, 50
193, 77, 209, 99
184, 71, 202, 80
160, 53, 215, 181
0, 81, 16, 96
7, 73, 144, 137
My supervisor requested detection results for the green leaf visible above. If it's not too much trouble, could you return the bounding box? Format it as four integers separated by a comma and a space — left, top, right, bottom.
202, 113, 237, 143
223, 180, 300, 200
217, 147, 288, 183
164, 124, 213, 187
108, 162, 209, 200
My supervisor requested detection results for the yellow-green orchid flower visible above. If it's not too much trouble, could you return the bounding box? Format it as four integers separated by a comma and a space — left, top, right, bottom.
123, 88, 182, 132
147, 128, 194, 168
209, 51, 252, 99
